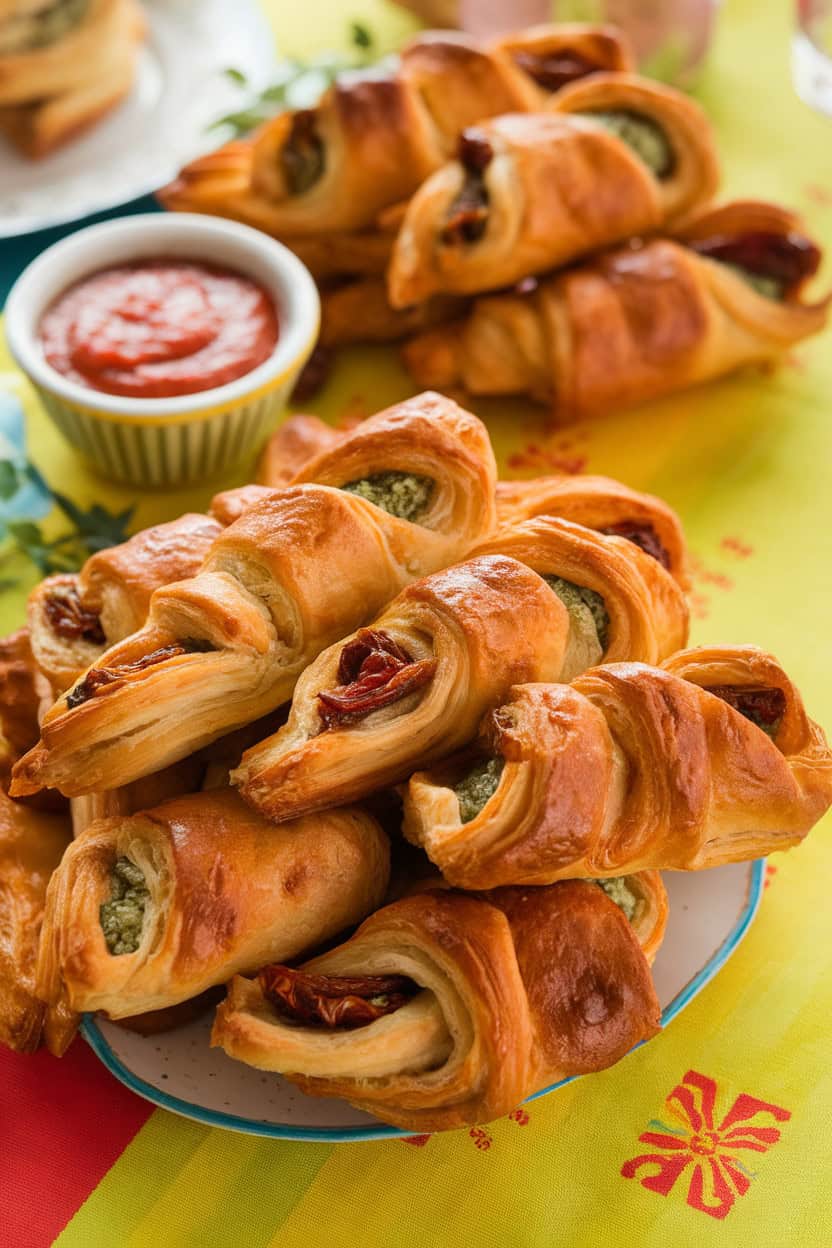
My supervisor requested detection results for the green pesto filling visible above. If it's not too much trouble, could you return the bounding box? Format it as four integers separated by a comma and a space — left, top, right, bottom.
100, 858, 149, 956
722, 263, 783, 301
543, 575, 610, 652
581, 110, 674, 178
342, 472, 435, 523
453, 756, 505, 823
0, 0, 89, 54
593, 876, 639, 923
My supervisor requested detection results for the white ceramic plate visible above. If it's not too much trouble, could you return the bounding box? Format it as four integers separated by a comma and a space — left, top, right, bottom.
0, 0, 277, 238
83, 860, 765, 1142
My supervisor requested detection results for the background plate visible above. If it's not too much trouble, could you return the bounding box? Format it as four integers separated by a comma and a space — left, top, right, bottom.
84, 859, 765, 1142
0, 0, 276, 238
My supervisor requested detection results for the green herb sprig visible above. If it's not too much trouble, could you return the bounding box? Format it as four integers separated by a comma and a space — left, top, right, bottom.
0, 458, 134, 580
212, 21, 379, 138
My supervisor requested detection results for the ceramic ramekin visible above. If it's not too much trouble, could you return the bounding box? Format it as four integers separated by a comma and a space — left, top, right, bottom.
5, 213, 320, 488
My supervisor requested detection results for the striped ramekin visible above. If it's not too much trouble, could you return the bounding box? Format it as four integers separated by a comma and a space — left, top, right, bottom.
5, 214, 320, 488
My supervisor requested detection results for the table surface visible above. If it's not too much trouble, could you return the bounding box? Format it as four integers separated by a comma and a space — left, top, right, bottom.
1, 1, 832, 1245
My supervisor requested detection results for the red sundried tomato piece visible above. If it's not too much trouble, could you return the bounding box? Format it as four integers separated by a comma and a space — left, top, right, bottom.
317, 628, 437, 728
512, 49, 598, 92
707, 684, 787, 736
689, 231, 820, 295
44, 587, 106, 645
259, 964, 417, 1029
599, 521, 671, 569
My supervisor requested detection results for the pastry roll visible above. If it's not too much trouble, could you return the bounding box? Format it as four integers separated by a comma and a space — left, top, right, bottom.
213, 874, 663, 1133
389, 74, 718, 305
256, 413, 350, 489
470, 516, 688, 680
320, 277, 467, 347
290, 391, 497, 571
0, 629, 52, 783
0, 789, 72, 1053
13, 395, 497, 798
0, 0, 145, 157
402, 200, 828, 414
234, 555, 570, 823
36, 790, 389, 1020
159, 25, 630, 241
403, 646, 832, 888
28, 513, 221, 694
496, 475, 689, 588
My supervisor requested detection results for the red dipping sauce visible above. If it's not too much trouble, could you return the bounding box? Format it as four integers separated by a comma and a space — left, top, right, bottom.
39, 260, 280, 399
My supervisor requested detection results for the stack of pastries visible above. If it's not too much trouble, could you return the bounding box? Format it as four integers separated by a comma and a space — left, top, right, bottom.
159, 22, 829, 417
0, 0, 146, 157
2, 392, 831, 1133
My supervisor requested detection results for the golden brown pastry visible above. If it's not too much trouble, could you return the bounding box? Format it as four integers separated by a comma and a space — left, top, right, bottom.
496, 475, 690, 589
36, 789, 389, 1021
320, 277, 467, 347
12, 395, 498, 798
0, 788, 72, 1053
0, 0, 145, 158
28, 514, 222, 695
402, 200, 829, 414
256, 412, 351, 489
388, 74, 718, 306
0, 629, 51, 782
159, 25, 631, 241
470, 516, 687, 680
233, 555, 570, 823
213, 873, 663, 1133
211, 412, 358, 525
403, 646, 832, 888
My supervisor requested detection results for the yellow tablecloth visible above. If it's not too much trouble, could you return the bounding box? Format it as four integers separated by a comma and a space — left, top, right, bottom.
2, 1, 831, 1243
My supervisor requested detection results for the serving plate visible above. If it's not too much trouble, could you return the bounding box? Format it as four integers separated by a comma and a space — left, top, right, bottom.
0, 0, 276, 238
83, 859, 765, 1142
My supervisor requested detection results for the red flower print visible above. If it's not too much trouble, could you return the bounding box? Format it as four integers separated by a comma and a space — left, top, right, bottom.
508, 1108, 530, 1126
469, 1127, 493, 1151
621, 1070, 790, 1220
764, 864, 778, 889
401, 1134, 431, 1148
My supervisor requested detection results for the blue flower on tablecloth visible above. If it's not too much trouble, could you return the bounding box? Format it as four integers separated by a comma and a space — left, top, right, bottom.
0, 388, 52, 523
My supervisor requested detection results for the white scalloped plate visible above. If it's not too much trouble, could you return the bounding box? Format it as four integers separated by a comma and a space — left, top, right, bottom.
83, 859, 765, 1141
0, 0, 276, 238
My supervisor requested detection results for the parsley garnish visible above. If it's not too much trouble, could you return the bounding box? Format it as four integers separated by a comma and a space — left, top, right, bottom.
213, 21, 379, 137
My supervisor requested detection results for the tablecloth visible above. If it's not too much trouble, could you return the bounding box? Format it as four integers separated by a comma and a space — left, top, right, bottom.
1, 1, 831, 1244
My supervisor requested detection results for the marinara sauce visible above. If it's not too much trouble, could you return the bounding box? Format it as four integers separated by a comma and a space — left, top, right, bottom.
39, 260, 279, 399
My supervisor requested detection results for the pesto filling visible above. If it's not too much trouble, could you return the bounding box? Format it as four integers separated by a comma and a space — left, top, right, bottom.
592, 876, 639, 923
0, 0, 89, 54
580, 110, 674, 178
100, 858, 149, 956
722, 263, 783, 301
342, 472, 435, 523
543, 575, 610, 652
453, 756, 505, 823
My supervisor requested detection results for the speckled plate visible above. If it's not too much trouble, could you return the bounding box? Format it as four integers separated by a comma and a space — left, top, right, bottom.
0, 0, 276, 238
83, 860, 765, 1142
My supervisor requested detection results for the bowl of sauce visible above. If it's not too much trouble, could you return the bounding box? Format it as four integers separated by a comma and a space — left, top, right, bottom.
5, 213, 320, 487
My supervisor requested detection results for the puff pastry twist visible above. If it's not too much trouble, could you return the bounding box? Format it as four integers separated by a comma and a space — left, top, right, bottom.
213, 874, 665, 1133
403, 200, 829, 414
233, 555, 570, 822
389, 74, 719, 306
470, 515, 688, 680
27, 513, 221, 694
36, 790, 389, 1021
403, 645, 832, 888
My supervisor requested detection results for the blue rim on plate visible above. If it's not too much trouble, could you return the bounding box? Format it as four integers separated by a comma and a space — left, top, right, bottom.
82, 859, 766, 1143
